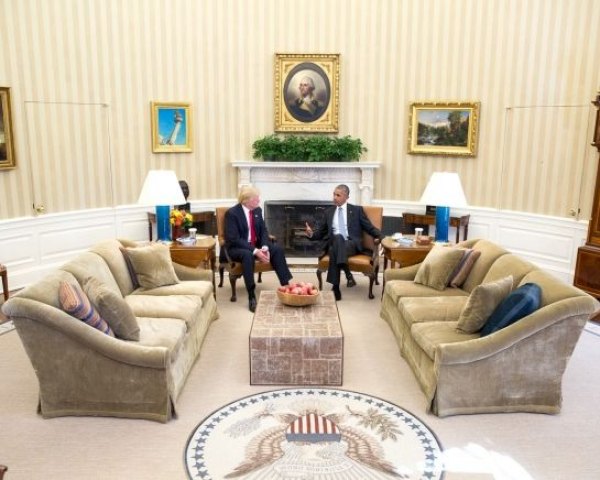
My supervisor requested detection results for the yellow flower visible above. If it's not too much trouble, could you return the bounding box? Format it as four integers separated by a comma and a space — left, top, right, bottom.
170, 209, 193, 228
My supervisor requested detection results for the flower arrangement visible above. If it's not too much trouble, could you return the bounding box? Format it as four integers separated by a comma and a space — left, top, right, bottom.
170, 209, 193, 228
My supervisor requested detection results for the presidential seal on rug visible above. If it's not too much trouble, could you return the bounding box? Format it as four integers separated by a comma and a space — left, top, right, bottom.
185, 388, 443, 479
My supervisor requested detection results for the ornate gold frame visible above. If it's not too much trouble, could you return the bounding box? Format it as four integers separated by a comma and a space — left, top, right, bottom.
0, 87, 16, 170
274, 53, 339, 133
150, 101, 193, 153
408, 101, 480, 156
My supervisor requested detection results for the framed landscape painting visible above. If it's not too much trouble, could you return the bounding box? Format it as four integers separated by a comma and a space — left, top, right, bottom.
408, 101, 480, 156
274, 53, 339, 133
0, 87, 16, 170
151, 101, 192, 153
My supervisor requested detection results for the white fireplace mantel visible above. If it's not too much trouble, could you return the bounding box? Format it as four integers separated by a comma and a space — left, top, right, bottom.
232, 161, 381, 204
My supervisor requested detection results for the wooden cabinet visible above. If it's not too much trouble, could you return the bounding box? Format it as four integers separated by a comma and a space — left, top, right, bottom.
574, 92, 600, 298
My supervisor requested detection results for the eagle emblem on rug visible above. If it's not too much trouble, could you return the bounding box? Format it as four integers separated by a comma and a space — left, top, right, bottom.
223, 402, 408, 478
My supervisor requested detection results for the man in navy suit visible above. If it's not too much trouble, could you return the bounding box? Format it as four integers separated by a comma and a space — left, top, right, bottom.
305, 184, 381, 300
223, 186, 293, 312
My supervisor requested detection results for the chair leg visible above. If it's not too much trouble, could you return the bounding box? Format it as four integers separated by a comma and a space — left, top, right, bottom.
258, 272, 262, 283
228, 274, 241, 302
374, 265, 380, 285
218, 267, 225, 287
368, 274, 375, 299
316, 269, 323, 291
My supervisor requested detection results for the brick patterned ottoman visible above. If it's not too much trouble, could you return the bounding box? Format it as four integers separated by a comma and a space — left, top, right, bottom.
249, 291, 343, 385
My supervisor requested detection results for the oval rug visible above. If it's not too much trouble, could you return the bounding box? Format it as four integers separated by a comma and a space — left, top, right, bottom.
185, 388, 443, 479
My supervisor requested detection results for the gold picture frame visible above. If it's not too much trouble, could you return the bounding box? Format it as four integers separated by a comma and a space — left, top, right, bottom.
275, 53, 339, 133
150, 101, 192, 153
408, 101, 480, 156
0, 87, 16, 170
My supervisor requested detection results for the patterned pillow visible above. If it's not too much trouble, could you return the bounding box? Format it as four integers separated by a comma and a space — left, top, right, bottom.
480, 283, 542, 337
448, 249, 482, 288
414, 245, 466, 291
58, 281, 115, 336
456, 275, 513, 333
84, 277, 140, 341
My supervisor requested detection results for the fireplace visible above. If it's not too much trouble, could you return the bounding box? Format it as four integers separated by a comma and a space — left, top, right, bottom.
264, 201, 331, 257
233, 161, 381, 257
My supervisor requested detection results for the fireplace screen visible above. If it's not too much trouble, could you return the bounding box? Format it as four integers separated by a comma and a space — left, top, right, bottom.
264, 201, 331, 257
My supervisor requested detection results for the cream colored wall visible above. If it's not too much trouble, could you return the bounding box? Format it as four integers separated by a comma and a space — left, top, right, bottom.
0, 0, 599, 220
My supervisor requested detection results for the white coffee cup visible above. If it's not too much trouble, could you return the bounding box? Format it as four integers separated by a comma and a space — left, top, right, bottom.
415, 228, 423, 239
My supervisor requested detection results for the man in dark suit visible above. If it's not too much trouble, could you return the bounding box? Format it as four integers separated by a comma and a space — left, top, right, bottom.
223, 186, 293, 312
305, 184, 381, 300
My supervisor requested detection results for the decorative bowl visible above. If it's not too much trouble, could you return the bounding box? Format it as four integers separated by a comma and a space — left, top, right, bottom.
415, 236, 433, 246
176, 236, 196, 245
277, 290, 320, 307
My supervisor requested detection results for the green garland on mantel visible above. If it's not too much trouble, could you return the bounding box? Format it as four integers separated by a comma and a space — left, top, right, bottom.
252, 134, 367, 162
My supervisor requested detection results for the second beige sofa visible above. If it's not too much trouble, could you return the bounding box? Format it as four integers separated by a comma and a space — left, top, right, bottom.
380, 238, 599, 417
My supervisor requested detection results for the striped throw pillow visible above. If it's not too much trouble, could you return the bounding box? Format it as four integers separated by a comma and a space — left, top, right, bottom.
448, 249, 481, 288
59, 281, 115, 336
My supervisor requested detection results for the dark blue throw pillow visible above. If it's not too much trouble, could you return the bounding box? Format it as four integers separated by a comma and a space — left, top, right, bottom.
480, 283, 542, 337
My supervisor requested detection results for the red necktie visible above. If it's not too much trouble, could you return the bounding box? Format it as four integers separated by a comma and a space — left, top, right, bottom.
249, 210, 256, 246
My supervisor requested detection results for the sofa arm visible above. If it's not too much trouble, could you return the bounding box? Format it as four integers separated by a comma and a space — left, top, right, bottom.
173, 262, 213, 282
384, 263, 420, 282
436, 296, 595, 365
4, 298, 169, 369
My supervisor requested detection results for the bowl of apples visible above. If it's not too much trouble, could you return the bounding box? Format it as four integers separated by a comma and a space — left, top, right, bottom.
277, 282, 320, 307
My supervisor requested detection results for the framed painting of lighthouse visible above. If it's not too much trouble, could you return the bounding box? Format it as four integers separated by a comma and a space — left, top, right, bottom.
150, 101, 193, 153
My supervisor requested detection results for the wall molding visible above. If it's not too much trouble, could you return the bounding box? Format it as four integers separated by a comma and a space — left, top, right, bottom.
0, 201, 588, 292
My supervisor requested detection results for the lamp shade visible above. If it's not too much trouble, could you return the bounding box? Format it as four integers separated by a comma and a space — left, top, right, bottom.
138, 170, 186, 242
138, 170, 186, 206
419, 172, 468, 243
419, 172, 468, 208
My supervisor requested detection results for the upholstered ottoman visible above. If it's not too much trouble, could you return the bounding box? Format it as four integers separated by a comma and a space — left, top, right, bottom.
249, 291, 343, 385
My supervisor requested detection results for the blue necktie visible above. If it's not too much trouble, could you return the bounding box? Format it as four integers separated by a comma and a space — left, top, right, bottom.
338, 207, 348, 239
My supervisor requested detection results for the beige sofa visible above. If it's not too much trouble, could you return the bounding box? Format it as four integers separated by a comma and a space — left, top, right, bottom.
380, 238, 599, 417
1, 239, 219, 423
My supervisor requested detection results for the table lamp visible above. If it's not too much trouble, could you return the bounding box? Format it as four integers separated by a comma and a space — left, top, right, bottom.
419, 172, 468, 243
138, 170, 186, 242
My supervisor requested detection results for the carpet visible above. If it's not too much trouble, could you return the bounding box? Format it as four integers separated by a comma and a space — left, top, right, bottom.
185, 388, 443, 479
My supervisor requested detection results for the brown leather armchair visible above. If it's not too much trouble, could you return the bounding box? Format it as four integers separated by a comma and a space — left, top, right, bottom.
316, 206, 383, 299
216, 207, 275, 302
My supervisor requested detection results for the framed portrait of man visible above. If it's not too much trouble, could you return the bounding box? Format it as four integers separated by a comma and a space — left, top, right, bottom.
274, 53, 339, 133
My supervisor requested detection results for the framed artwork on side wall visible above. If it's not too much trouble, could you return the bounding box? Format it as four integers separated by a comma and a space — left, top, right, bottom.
151, 101, 192, 153
408, 101, 480, 156
275, 53, 340, 133
0, 87, 16, 170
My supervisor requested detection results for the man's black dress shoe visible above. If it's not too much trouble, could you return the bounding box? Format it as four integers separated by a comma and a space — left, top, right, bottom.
249, 297, 257, 312
249, 293, 257, 312
332, 286, 342, 301
346, 275, 356, 288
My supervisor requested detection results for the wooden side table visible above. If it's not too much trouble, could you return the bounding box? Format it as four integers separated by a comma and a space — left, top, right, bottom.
0, 264, 8, 301
381, 236, 434, 293
381, 236, 434, 270
148, 211, 216, 241
169, 237, 217, 295
402, 212, 470, 243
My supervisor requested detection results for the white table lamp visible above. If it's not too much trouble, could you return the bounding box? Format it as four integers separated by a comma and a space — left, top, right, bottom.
138, 170, 186, 242
419, 172, 468, 243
